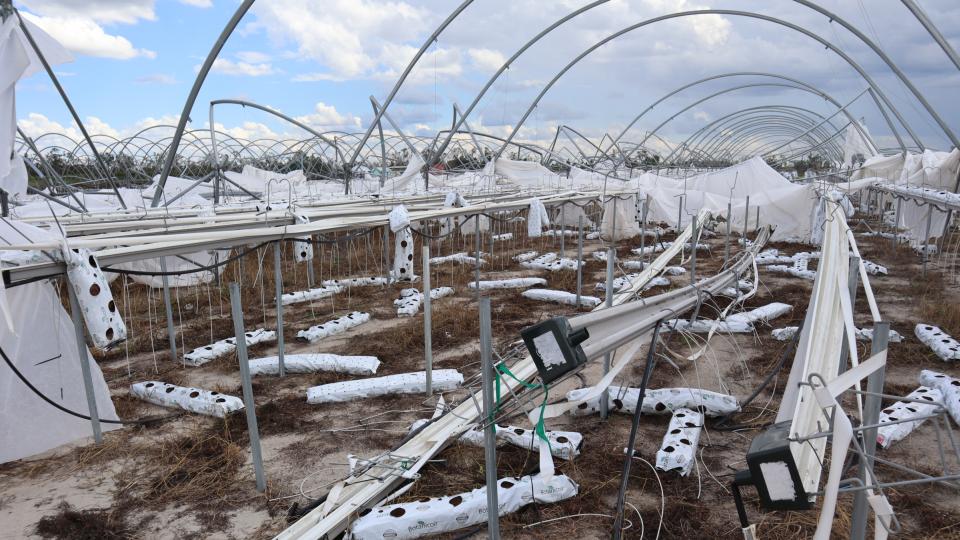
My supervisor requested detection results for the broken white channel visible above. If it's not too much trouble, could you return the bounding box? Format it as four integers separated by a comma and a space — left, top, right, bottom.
306, 370, 464, 404
395, 287, 455, 317
130, 381, 243, 418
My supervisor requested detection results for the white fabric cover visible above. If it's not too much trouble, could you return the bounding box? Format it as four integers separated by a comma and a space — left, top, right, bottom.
0, 281, 120, 464
915, 323, 960, 361
63, 247, 127, 349
567, 386, 740, 417
249, 354, 380, 376
348, 473, 578, 540
919, 370, 960, 426
655, 407, 703, 476
306, 370, 463, 404
600, 195, 641, 241
522, 289, 600, 307
130, 381, 243, 418
527, 197, 550, 237
111, 251, 223, 289
467, 278, 546, 290
296, 311, 370, 343
876, 386, 942, 449
281, 285, 342, 306
182, 328, 276, 367
495, 158, 565, 189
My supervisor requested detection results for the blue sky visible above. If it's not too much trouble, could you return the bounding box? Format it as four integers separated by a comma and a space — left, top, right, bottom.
14, 0, 960, 154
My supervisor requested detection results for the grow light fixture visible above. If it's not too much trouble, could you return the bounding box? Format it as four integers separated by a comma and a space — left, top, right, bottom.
520, 317, 589, 385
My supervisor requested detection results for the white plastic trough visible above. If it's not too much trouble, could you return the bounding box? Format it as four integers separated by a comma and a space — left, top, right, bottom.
567, 386, 740, 417
296, 311, 370, 343
347, 473, 578, 540
306, 370, 464, 404
655, 407, 703, 476
249, 354, 380, 376
130, 381, 243, 418
919, 370, 960, 425
467, 278, 546, 290
281, 285, 342, 306
522, 288, 601, 307
915, 324, 960, 361
183, 328, 277, 366
877, 386, 943, 449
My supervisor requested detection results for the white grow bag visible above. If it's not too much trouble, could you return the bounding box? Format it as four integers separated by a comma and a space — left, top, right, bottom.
774, 326, 903, 343
296, 311, 370, 343
512, 251, 539, 263
726, 302, 792, 325
348, 473, 578, 540
281, 285, 342, 306
919, 370, 960, 425
522, 289, 600, 307
915, 324, 960, 361
249, 354, 380, 376
467, 278, 546, 290
411, 419, 582, 460
877, 386, 943, 449
666, 319, 753, 334
655, 407, 703, 476
568, 386, 740, 417
429, 252, 485, 266
322, 276, 389, 288
395, 287, 455, 317
130, 381, 243, 418
183, 328, 276, 366
595, 275, 670, 293
63, 247, 127, 349
306, 369, 463, 404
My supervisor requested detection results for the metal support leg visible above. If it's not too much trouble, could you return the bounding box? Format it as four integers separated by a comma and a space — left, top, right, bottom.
744, 195, 750, 243
724, 199, 732, 266
306, 238, 316, 289
274, 242, 285, 377
229, 282, 266, 493
612, 320, 663, 539
158, 257, 178, 363
640, 198, 648, 264
474, 221, 481, 291
383, 226, 390, 283
923, 205, 933, 277
479, 296, 500, 539
67, 281, 102, 443
560, 204, 566, 258
838, 257, 861, 376
576, 216, 583, 308
690, 215, 698, 285
893, 198, 902, 250
423, 245, 433, 396
850, 322, 890, 540
601, 247, 615, 421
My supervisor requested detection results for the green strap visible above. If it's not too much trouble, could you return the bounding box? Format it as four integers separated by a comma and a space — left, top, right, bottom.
494, 363, 552, 452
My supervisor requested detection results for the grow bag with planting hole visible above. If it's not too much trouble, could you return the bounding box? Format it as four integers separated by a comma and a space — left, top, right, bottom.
249, 353, 380, 376
568, 386, 740, 417
296, 312, 370, 343
130, 381, 243, 418
655, 407, 703, 476
306, 370, 463, 404
183, 328, 276, 366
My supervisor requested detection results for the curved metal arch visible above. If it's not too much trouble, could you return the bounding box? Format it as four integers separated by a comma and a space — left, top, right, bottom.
208, 99, 344, 161
497, 9, 931, 157
719, 124, 844, 162
610, 71, 880, 153
745, 129, 846, 164
668, 105, 837, 162
699, 118, 837, 160
694, 110, 840, 157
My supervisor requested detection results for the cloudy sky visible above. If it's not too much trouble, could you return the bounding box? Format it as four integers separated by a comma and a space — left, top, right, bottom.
13, 0, 960, 154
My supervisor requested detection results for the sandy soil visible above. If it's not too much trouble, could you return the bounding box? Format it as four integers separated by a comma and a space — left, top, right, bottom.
2, 212, 959, 539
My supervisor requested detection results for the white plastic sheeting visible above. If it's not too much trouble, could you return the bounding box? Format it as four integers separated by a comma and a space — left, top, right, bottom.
183, 328, 277, 366
522, 289, 600, 307
296, 312, 370, 343
632, 242, 708, 256
527, 197, 550, 237
410, 419, 582, 460
767, 257, 816, 280
496, 158, 566, 189
306, 370, 463, 404
249, 354, 380, 376
395, 287, 454, 317
919, 370, 960, 426
876, 386, 943, 449
467, 278, 546, 290
130, 381, 243, 418
0, 281, 120, 464
655, 408, 703, 476
567, 386, 740, 417
111, 251, 225, 289
348, 473, 578, 540
915, 324, 960, 361
600, 195, 641, 241
63, 247, 127, 349
727, 302, 792, 325
281, 285, 342, 306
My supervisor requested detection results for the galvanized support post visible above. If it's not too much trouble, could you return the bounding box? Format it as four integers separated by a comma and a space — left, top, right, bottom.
273, 242, 285, 377
690, 215, 698, 285
576, 215, 583, 308
423, 245, 433, 396
601, 247, 615, 420
305, 237, 316, 289
724, 199, 732, 266
850, 321, 890, 540
560, 204, 566, 258
923, 205, 934, 277
755, 206, 760, 233
474, 219, 481, 291
837, 257, 861, 376
892, 198, 902, 250
229, 282, 266, 493
383, 226, 390, 283
158, 257, 178, 362
639, 196, 648, 263
744, 195, 750, 242
66, 281, 103, 444
479, 296, 500, 539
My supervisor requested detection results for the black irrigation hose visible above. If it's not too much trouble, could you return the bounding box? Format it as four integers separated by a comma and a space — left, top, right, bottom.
0, 342, 180, 426
713, 319, 805, 431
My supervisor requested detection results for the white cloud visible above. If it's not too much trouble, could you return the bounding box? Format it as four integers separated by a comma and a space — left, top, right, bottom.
179, 0, 213, 8
291, 72, 345, 83
467, 48, 506, 73
235, 51, 271, 63
213, 121, 279, 141
18, 0, 156, 25
294, 102, 362, 131
135, 73, 177, 85
208, 58, 275, 77
19, 112, 81, 141
693, 110, 711, 122
21, 13, 156, 60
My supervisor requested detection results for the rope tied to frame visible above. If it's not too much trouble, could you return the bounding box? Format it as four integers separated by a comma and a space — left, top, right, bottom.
494, 362, 552, 453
